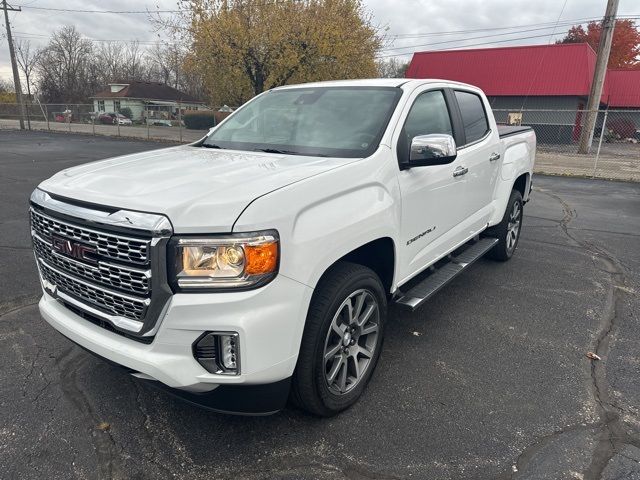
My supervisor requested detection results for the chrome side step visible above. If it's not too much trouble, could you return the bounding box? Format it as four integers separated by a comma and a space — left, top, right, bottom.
394, 237, 498, 311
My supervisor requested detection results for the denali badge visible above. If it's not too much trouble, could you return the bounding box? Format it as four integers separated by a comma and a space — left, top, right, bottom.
51, 236, 98, 264
406, 226, 436, 246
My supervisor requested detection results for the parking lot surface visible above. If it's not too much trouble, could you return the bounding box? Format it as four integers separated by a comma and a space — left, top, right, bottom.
1, 130, 639, 480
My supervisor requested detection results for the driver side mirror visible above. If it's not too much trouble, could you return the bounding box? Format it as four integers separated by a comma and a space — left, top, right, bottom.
404, 134, 457, 169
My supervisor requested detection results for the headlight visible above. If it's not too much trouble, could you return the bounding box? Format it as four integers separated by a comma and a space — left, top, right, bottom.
171, 230, 279, 290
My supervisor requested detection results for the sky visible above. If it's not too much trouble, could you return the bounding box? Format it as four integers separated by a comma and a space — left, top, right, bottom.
1, 0, 639, 82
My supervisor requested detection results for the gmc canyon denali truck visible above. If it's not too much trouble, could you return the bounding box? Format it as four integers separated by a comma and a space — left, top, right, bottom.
30, 79, 535, 416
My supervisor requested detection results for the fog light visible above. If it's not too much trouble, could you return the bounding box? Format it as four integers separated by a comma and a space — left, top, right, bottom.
220, 334, 238, 370
193, 332, 240, 375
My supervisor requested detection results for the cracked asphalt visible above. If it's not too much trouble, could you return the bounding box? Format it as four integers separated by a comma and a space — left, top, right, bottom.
1, 130, 639, 480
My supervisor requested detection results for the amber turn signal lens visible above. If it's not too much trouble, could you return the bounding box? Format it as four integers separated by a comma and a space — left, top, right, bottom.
244, 242, 278, 275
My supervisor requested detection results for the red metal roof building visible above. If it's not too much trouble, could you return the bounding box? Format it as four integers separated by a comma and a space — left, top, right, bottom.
606, 69, 640, 108
406, 43, 602, 99
406, 43, 640, 143
406, 43, 639, 107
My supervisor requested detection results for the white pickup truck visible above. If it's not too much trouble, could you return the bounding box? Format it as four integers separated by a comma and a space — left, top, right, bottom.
31, 79, 535, 416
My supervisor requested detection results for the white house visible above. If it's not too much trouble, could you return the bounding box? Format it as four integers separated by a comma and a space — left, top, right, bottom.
92, 82, 209, 122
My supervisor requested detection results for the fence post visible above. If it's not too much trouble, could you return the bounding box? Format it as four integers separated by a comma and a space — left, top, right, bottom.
26, 98, 31, 131
592, 109, 608, 178
178, 101, 183, 143
35, 98, 47, 131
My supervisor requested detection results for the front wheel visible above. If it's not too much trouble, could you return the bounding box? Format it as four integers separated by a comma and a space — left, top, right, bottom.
291, 262, 386, 416
485, 189, 524, 261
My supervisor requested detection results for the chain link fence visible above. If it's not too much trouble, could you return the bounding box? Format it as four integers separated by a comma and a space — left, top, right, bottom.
1, 104, 638, 181
0, 102, 234, 144
494, 109, 640, 182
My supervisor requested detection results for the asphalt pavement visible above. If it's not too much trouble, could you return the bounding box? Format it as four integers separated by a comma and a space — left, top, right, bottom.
1, 130, 639, 480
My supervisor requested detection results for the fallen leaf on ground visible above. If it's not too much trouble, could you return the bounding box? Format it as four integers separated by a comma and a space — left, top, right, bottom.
586, 352, 601, 361
96, 422, 111, 431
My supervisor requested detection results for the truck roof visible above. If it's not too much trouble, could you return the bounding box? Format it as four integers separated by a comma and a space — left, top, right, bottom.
273, 78, 478, 90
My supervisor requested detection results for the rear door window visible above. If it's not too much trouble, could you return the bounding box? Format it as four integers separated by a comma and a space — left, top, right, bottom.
454, 90, 489, 144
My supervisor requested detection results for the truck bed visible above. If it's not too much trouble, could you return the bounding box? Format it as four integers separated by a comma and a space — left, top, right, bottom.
498, 125, 533, 138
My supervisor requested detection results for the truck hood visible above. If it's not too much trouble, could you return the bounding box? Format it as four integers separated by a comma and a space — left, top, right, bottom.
38, 145, 351, 232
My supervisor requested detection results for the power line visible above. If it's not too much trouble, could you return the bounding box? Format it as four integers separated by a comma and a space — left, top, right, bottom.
383, 15, 640, 51
388, 16, 605, 39
13, 5, 180, 14
377, 15, 640, 58
388, 13, 639, 39
381, 22, 598, 53
12, 0, 292, 14
376, 32, 575, 58
12, 33, 180, 45
13, 14, 639, 48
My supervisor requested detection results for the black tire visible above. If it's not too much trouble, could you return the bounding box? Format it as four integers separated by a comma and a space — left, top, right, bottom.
485, 189, 524, 261
291, 262, 387, 416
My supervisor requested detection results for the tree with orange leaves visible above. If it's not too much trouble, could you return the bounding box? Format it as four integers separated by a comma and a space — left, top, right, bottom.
558, 19, 640, 69
161, 0, 381, 107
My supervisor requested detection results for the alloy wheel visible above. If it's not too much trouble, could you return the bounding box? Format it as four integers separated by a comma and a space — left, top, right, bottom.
506, 200, 522, 253
323, 289, 380, 395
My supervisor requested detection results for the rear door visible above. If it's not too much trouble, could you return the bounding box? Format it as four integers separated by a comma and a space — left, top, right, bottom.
451, 89, 501, 222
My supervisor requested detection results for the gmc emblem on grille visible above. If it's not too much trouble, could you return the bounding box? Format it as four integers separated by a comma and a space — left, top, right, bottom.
51, 236, 98, 264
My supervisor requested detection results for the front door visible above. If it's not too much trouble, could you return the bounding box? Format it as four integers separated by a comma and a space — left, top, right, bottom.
395, 87, 470, 284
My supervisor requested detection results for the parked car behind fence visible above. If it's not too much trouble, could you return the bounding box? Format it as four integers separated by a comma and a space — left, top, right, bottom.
98, 113, 132, 126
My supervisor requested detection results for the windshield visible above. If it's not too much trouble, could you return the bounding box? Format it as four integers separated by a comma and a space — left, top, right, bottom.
202, 86, 402, 158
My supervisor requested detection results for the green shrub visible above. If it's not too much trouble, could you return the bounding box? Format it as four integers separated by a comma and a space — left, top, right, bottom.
184, 111, 216, 130
120, 107, 133, 119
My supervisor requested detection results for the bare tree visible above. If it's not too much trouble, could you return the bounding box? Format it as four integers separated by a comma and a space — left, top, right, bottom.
0, 77, 14, 92
376, 57, 409, 78
97, 42, 125, 82
146, 41, 204, 98
148, 42, 181, 87
36, 26, 97, 103
15, 39, 41, 127
32, 26, 203, 103
123, 41, 147, 80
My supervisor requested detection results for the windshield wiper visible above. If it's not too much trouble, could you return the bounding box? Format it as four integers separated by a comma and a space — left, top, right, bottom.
253, 148, 297, 155
253, 148, 330, 157
201, 143, 225, 149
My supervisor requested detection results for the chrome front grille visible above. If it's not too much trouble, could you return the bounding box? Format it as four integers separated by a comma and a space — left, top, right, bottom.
39, 260, 149, 320
29, 192, 172, 337
32, 234, 150, 295
30, 209, 149, 264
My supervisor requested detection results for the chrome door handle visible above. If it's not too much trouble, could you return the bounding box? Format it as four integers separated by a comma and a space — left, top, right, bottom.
489, 152, 501, 162
453, 166, 468, 177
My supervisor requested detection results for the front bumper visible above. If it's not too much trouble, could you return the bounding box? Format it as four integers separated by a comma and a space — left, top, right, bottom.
39, 273, 313, 410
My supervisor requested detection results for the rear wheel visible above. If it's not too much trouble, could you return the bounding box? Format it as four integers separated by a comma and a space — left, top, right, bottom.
291, 262, 386, 416
486, 189, 523, 261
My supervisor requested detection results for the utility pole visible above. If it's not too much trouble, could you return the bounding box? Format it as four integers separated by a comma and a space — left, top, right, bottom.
577, 0, 619, 154
2, 0, 26, 130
